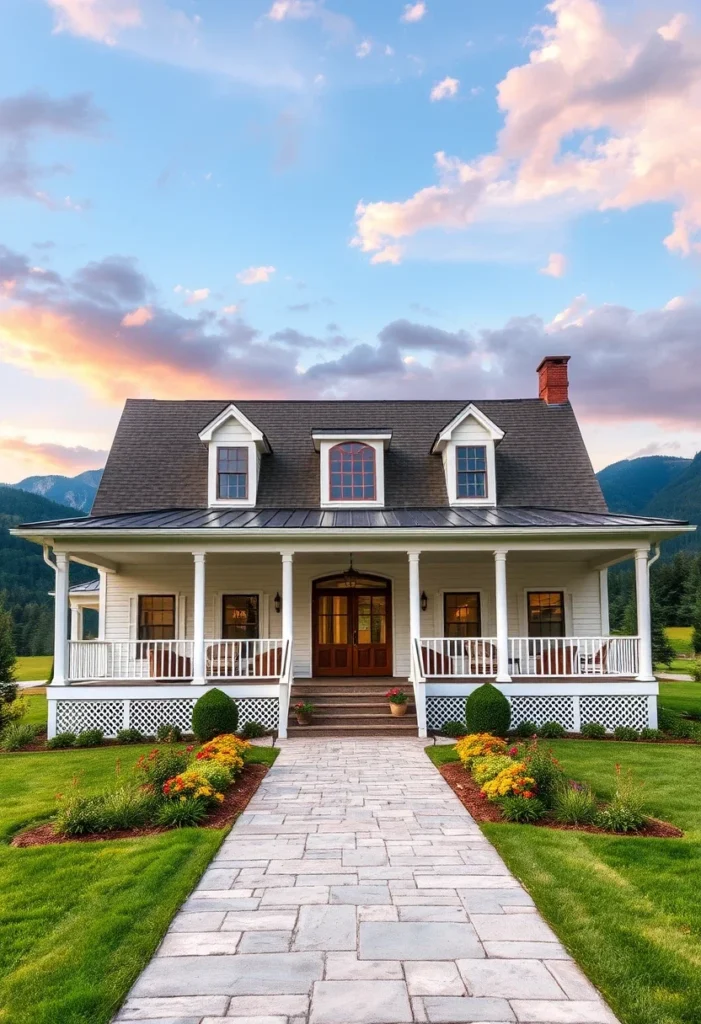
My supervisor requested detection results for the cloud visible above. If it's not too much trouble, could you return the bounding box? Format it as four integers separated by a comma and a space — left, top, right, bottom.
2, 242, 701, 435
540, 252, 567, 278
0, 91, 104, 207
121, 306, 153, 327
370, 245, 403, 265
173, 285, 210, 305
354, 0, 701, 261
356, 39, 372, 59
430, 77, 459, 102
0, 437, 108, 474
47, 0, 142, 45
628, 440, 683, 459
401, 2, 426, 23
222, 304, 239, 315
267, 0, 317, 20
237, 265, 276, 285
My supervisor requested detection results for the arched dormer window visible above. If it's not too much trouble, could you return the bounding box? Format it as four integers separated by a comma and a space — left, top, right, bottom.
329, 442, 376, 501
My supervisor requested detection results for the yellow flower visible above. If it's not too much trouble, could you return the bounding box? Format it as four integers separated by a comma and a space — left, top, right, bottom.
481, 762, 535, 800
455, 733, 507, 768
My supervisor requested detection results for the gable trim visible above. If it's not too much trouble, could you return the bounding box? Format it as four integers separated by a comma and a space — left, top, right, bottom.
198, 403, 271, 450
431, 403, 505, 453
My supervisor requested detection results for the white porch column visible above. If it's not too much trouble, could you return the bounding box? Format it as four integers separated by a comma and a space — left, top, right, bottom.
192, 551, 206, 685
53, 552, 69, 685
599, 568, 610, 635
494, 549, 511, 683
70, 604, 82, 642
407, 550, 426, 737
98, 569, 107, 640
279, 552, 294, 738
408, 549, 421, 645
635, 547, 655, 682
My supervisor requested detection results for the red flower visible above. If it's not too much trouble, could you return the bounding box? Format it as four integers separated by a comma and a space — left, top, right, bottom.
509, 747, 518, 756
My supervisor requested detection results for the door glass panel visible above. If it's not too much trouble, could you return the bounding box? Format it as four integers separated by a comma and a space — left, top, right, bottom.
356, 595, 371, 643
318, 594, 348, 644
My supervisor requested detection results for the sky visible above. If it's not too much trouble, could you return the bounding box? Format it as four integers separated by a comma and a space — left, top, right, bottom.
0, 0, 700, 483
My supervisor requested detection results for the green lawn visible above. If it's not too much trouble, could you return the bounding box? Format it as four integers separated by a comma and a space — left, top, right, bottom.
428, 740, 701, 1024
659, 681, 701, 720
0, 742, 278, 1024
666, 627, 694, 655
19, 692, 47, 729
14, 656, 52, 683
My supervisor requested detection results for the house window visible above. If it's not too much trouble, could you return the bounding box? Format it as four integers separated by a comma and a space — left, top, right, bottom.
222, 595, 259, 640
329, 442, 376, 501
217, 447, 248, 500
444, 593, 481, 638
138, 595, 176, 640
456, 445, 487, 498
528, 592, 565, 637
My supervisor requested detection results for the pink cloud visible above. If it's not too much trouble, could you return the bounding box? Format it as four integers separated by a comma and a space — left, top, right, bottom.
540, 252, 567, 278
355, 0, 701, 260
0, 436, 107, 474
430, 77, 459, 102
236, 265, 276, 285
47, 0, 142, 45
401, 2, 426, 24
121, 305, 153, 327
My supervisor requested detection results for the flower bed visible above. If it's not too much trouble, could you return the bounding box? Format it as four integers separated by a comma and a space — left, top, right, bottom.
439, 734, 683, 837
11, 734, 271, 847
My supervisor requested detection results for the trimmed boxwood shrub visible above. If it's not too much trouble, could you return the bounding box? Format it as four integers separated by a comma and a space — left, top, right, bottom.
75, 728, 104, 747
191, 688, 239, 742
465, 683, 511, 737
539, 721, 566, 739
515, 720, 539, 738
240, 720, 267, 740
581, 722, 606, 739
47, 731, 77, 749
441, 720, 466, 738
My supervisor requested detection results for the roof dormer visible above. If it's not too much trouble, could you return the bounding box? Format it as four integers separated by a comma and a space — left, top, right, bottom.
432, 404, 504, 507
312, 429, 392, 509
199, 404, 271, 507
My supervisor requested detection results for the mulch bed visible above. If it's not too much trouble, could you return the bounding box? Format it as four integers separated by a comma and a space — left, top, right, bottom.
10, 762, 270, 848
439, 762, 683, 838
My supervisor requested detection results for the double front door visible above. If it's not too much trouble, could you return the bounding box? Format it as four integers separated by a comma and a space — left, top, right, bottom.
313, 576, 392, 676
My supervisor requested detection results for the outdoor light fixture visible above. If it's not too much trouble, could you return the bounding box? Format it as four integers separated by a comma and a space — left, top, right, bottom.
340, 553, 362, 588
421, 590, 428, 611
274, 592, 281, 613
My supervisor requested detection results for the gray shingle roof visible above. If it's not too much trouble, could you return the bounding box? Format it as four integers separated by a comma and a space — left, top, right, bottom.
91, 399, 607, 516
20, 506, 688, 532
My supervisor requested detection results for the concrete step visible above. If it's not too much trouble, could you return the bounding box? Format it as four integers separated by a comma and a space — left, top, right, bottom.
290, 710, 417, 722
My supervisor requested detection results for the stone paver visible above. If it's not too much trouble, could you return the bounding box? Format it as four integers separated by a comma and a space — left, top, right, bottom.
115, 738, 620, 1024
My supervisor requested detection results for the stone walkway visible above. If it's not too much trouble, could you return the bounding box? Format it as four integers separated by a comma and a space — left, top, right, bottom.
116, 738, 619, 1024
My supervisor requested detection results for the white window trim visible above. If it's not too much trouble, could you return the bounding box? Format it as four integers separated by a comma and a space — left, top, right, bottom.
318, 438, 386, 509
130, 591, 183, 640
445, 442, 497, 507
207, 441, 258, 508
431, 404, 503, 509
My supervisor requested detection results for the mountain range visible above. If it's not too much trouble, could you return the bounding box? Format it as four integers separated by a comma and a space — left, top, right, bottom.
10, 468, 103, 511
596, 453, 701, 552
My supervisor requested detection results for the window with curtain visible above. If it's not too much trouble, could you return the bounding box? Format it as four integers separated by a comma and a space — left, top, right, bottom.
217, 447, 248, 499
444, 592, 482, 637
527, 592, 565, 637
222, 594, 259, 640
456, 445, 487, 498
329, 442, 376, 500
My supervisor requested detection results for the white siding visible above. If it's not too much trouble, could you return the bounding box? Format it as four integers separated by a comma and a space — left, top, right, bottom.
102, 555, 604, 678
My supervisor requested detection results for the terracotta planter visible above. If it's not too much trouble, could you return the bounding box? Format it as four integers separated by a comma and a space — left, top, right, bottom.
295, 712, 313, 726
390, 702, 407, 717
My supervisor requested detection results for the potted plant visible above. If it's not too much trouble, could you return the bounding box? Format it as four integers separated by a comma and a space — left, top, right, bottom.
293, 701, 315, 726
386, 687, 408, 717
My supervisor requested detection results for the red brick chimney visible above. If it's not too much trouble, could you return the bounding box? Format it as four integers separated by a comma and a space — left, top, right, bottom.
537, 355, 570, 405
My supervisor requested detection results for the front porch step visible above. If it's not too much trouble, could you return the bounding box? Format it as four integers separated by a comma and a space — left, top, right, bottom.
289, 678, 416, 733
286, 723, 420, 736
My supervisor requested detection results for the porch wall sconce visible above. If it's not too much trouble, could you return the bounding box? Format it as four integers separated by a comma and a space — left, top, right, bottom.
274, 592, 281, 614
421, 591, 428, 612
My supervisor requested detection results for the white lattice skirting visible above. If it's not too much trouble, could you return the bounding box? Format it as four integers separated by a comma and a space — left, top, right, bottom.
54, 697, 279, 738
426, 692, 654, 733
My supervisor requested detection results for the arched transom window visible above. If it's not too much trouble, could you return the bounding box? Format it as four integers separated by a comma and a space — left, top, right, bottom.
329, 442, 376, 501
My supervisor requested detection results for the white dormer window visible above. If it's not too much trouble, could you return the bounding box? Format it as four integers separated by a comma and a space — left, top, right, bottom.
312, 430, 391, 508
431, 404, 503, 507
199, 404, 270, 507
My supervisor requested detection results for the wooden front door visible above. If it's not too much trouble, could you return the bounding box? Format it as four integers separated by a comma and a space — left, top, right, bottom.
313, 577, 392, 676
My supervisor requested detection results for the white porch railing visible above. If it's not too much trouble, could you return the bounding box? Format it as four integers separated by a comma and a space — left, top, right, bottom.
67, 639, 288, 682
417, 636, 640, 678
204, 639, 286, 679
419, 638, 500, 678
68, 640, 195, 681
508, 636, 640, 677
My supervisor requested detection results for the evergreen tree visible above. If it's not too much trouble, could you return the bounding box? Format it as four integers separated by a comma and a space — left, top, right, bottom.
692, 599, 701, 656
0, 598, 17, 705
622, 597, 637, 636
650, 592, 674, 667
